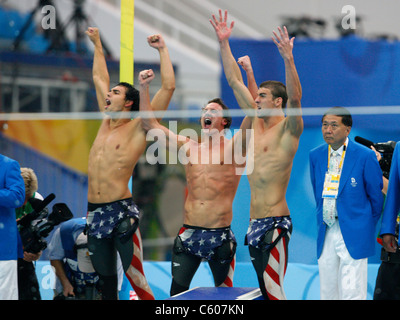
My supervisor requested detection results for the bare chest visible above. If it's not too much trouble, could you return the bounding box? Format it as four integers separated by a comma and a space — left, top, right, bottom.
185, 144, 239, 186
89, 122, 145, 167
249, 127, 279, 160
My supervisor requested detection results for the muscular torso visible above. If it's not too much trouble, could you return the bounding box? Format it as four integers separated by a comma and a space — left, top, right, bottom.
183, 139, 243, 228
247, 118, 299, 219
87, 118, 146, 203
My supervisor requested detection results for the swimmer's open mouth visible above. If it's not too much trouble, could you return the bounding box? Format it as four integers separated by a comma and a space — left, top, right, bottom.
106, 99, 111, 106
203, 118, 212, 129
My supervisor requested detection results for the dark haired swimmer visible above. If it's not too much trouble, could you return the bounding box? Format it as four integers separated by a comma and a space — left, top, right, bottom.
85, 27, 175, 300
211, 10, 303, 300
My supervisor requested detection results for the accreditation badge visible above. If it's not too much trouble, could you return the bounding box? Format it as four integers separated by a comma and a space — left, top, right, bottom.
322, 172, 340, 199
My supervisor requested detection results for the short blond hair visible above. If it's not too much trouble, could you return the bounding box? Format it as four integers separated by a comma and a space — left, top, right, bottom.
20, 167, 38, 199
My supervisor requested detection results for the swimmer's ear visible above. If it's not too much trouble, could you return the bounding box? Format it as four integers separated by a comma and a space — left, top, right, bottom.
124, 100, 133, 110
274, 97, 283, 108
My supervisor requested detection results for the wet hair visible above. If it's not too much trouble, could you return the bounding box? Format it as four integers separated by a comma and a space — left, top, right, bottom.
322, 106, 353, 127
116, 82, 140, 111
20, 168, 38, 199
259, 80, 288, 109
204, 98, 232, 129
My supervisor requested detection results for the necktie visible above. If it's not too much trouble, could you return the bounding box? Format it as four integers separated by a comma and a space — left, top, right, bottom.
330, 151, 340, 173
323, 151, 340, 227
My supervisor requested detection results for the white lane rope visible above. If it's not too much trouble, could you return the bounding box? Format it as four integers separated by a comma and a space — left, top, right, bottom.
1, 105, 400, 121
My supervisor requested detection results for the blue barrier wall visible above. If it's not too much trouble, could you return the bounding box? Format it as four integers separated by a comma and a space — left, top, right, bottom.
221, 36, 400, 128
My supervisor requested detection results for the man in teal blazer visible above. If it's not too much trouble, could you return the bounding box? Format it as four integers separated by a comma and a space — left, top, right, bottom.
376, 142, 400, 299
309, 107, 384, 299
380, 142, 400, 250
0, 153, 25, 299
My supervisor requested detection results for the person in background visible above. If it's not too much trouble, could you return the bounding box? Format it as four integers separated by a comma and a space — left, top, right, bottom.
309, 106, 384, 299
15, 167, 44, 300
0, 154, 25, 300
47, 217, 124, 300
375, 141, 400, 299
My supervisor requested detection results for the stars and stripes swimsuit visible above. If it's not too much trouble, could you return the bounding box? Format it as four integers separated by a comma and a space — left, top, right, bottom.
86, 198, 154, 300
170, 225, 236, 296
178, 225, 236, 261
245, 216, 292, 300
86, 198, 140, 240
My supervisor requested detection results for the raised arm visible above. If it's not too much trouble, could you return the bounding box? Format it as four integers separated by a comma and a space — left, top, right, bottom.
147, 35, 176, 115
237, 55, 258, 100
232, 115, 252, 160
272, 26, 303, 137
139, 70, 190, 153
210, 10, 256, 115
86, 27, 109, 112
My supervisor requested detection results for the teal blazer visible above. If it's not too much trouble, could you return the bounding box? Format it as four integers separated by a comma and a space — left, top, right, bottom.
309, 139, 384, 259
380, 142, 400, 242
0, 154, 25, 260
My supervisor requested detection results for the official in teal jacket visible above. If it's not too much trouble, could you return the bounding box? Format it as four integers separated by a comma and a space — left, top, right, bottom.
310, 139, 384, 258
380, 142, 400, 250
309, 107, 384, 299
0, 154, 25, 299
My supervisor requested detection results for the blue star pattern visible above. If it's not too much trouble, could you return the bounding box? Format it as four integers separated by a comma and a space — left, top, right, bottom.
65, 259, 99, 294
246, 216, 292, 250
178, 226, 236, 261
86, 198, 140, 240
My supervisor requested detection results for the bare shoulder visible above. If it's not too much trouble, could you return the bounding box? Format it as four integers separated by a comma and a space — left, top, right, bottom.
107, 118, 147, 145
281, 117, 302, 154
118, 117, 144, 134
184, 137, 200, 154
284, 110, 304, 138
127, 118, 147, 141
129, 117, 144, 129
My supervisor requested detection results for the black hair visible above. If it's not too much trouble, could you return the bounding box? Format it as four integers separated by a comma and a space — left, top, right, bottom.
259, 80, 288, 109
322, 106, 353, 127
116, 82, 140, 111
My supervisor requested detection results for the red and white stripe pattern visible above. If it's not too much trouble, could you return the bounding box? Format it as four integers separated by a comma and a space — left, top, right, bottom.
220, 253, 235, 287
125, 228, 155, 300
263, 228, 289, 300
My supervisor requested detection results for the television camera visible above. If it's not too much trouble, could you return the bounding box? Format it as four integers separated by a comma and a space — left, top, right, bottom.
355, 136, 397, 179
17, 193, 73, 253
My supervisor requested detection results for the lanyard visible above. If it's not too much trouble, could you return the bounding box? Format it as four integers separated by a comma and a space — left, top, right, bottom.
327, 143, 346, 173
